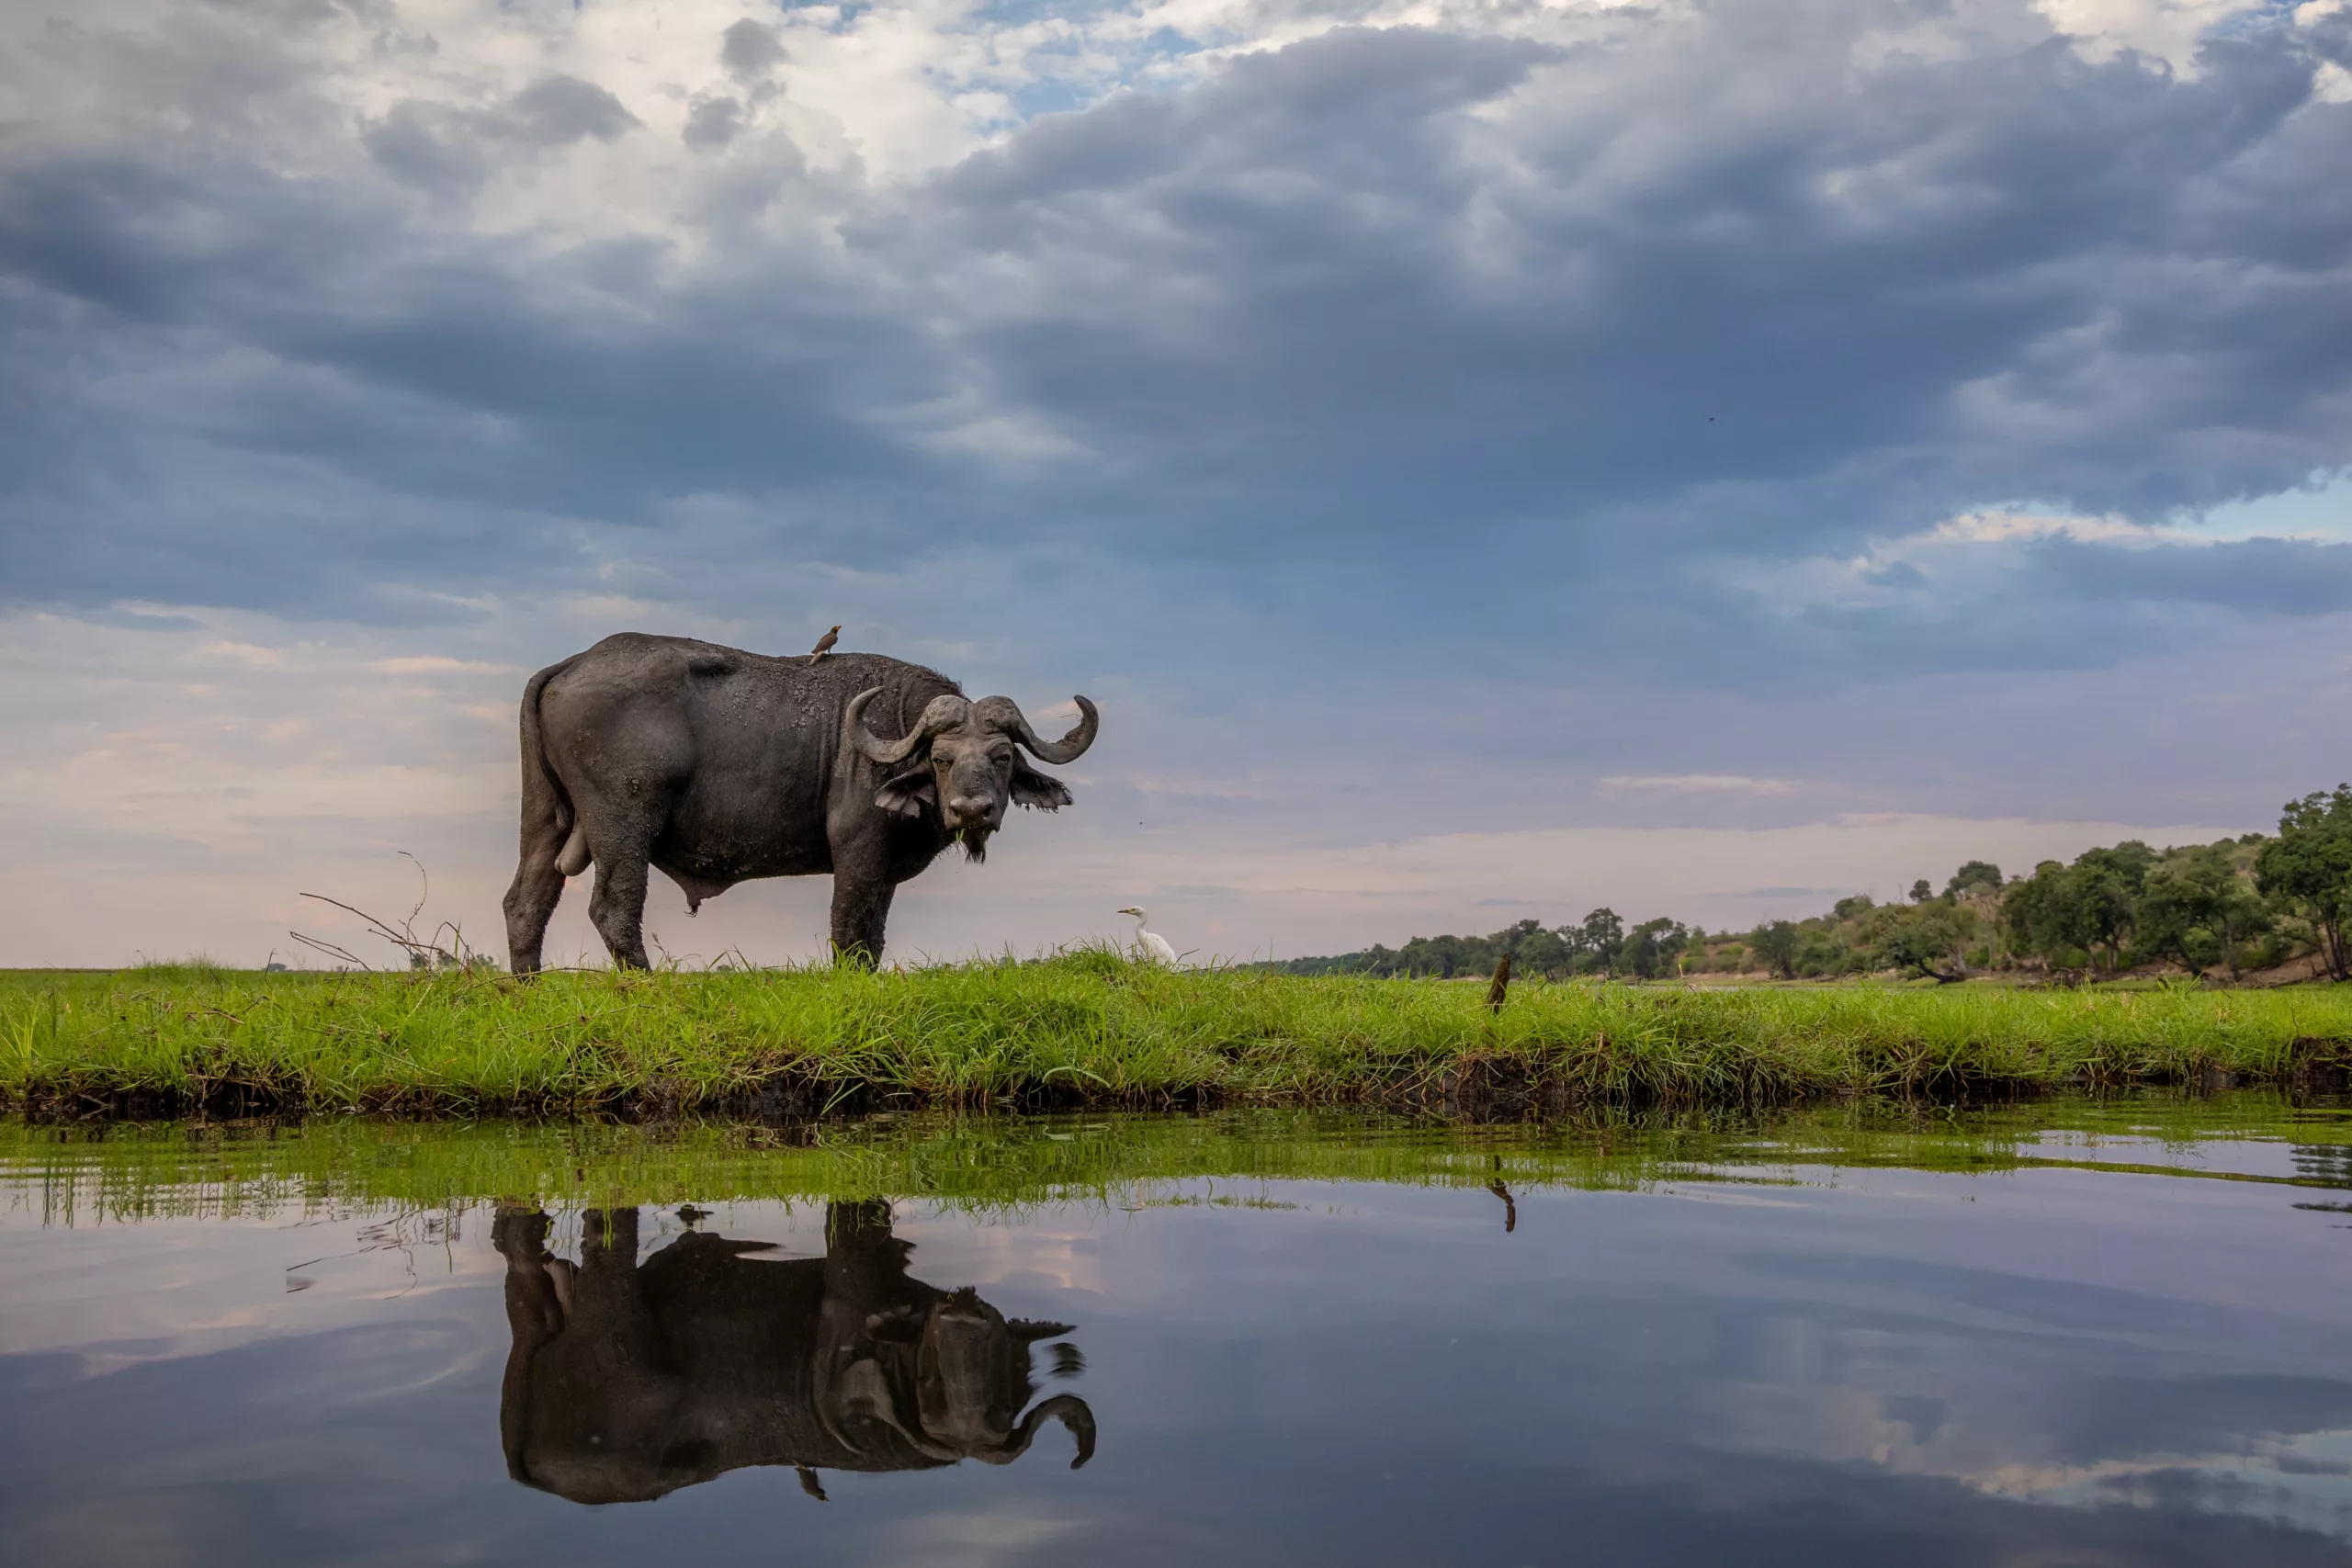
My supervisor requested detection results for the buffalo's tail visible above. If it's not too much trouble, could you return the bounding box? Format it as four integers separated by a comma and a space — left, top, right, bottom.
504, 658, 584, 974
517, 659, 583, 871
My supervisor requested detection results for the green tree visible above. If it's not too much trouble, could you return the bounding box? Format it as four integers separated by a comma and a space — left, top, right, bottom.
1393, 931, 1498, 978
2076, 841, 2156, 882
1868, 900, 1977, 982
1750, 919, 1799, 979
2004, 861, 2091, 967
1578, 908, 1626, 977
1622, 917, 1688, 980
1494, 918, 1571, 978
2134, 856, 2220, 976
2208, 861, 2274, 977
2133, 843, 2268, 977
2256, 786, 2352, 982
2068, 841, 2154, 970
1944, 861, 2004, 899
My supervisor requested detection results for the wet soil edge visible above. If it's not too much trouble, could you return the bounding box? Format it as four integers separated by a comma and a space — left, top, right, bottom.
14, 1056, 2352, 1126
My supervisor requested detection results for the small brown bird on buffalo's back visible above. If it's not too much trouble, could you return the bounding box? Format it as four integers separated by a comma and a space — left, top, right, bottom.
808, 626, 840, 665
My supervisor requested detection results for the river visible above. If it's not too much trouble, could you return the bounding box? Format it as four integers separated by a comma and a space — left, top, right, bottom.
6, 1096, 2351, 1564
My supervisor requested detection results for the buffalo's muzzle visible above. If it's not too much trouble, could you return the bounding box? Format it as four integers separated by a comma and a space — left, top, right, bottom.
945, 794, 999, 827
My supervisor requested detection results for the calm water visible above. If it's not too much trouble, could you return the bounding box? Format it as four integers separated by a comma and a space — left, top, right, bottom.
7, 1100, 2352, 1565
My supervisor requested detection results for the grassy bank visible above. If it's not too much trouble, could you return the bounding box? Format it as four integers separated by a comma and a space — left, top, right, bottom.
7, 953, 2352, 1117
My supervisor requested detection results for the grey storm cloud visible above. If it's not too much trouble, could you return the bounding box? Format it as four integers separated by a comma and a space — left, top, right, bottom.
898, 17, 2350, 546
1, 0, 2348, 685
363, 103, 490, 195
721, 20, 788, 84
683, 96, 743, 152
362, 75, 640, 194
499, 75, 641, 145
2041, 536, 2352, 616
355, 74, 635, 196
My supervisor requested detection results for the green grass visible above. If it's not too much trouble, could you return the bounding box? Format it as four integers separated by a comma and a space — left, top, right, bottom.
6, 953, 2352, 1116
7, 1093, 2349, 1223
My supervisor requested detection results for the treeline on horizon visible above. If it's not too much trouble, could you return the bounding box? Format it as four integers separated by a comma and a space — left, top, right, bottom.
1253, 785, 2352, 985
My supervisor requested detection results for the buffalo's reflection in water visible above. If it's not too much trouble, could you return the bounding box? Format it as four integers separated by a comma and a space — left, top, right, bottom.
494, 1201, 1096, 1505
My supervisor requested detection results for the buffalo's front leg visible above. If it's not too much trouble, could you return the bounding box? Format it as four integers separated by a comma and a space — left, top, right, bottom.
829, 874, 895, 967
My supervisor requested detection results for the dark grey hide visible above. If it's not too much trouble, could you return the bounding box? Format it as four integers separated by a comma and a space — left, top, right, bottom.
502, 633, 1098, 970
494, 1201, 1095, 1505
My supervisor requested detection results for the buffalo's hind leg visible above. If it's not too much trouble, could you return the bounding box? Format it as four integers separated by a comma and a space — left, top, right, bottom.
503, 805, 569, 976
586, 836, 655, 970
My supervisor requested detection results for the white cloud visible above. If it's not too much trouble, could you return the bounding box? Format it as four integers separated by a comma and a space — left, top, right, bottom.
371, 655, 521, 674
1715, 502, 2300, 617
1600, 774, 1802, 795
2033, 0, 2271, 72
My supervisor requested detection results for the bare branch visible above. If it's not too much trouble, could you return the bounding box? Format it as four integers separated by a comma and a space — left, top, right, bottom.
288, 931, 372, 970
297, 891, 455, 964
399, 850, 430, 932
290, 855, 492, 973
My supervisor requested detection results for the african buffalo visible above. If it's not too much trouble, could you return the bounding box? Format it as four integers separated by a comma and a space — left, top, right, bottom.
501, 633, 1098, 970
493, 1201, 1096, 1504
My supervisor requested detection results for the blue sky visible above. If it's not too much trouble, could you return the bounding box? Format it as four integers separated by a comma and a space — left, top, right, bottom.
2, 0, 2349, 966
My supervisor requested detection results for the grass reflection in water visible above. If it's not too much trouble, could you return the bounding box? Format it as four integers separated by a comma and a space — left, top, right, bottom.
8, 1090, 2352, 1224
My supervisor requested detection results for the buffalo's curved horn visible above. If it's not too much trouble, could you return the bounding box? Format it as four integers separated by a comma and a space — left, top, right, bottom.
845, 689, 968, 766
983, 1394, 1097, 1469
975, 694, 1098, 764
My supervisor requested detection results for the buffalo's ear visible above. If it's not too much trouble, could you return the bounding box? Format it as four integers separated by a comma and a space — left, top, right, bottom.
1009, 1317, 1077, 1342
1011, 761, 1073, 811
875, 769, 936, 818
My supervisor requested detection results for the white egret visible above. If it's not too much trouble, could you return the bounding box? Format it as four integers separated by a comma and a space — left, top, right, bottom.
1116, 907, 1178, 965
